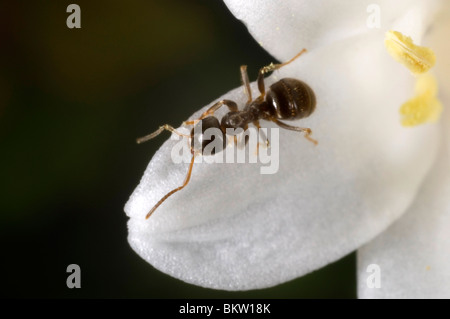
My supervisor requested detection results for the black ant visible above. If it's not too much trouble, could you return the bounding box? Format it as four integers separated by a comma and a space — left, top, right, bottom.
137, 49, 317, 219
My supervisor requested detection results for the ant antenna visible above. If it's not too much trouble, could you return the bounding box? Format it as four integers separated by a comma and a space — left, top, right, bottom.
137, 124, 189, 144
145, 153, 196, 219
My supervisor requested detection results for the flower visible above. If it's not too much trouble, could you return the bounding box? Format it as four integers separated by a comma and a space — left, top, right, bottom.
125, 0, 449, 297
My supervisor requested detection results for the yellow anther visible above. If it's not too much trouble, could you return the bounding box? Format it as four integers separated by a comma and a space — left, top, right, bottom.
400, 73, 442, 127
385, 30, 436, 74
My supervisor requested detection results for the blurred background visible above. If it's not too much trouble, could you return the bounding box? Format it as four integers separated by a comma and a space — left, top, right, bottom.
0, 0, 356, 298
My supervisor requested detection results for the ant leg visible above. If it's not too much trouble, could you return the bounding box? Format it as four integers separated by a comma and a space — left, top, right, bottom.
137, 124, 189, 144
227, 126, 248, 150
256, 48, 307, 100
272, 118, 318, 145
240, 65, 252, 105
253, 120, 270, 154
236, 124, 249, 150
200, 100, 238, 119
146, 153, 197, 219
183, 100, 238, 126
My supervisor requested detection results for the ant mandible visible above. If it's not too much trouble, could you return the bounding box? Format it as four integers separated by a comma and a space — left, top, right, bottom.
137, 48, 317, 219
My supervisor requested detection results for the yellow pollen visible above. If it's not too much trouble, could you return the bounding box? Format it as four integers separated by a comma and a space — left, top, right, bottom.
385, 30, 436, 74
384, 31, 442, 126
400, 73, 442, 127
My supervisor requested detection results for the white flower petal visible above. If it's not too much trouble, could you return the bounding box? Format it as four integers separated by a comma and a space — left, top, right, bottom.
223, 0, 439, 61
125, 31, 439, 290
428, 3, 450, 94
357, 102, 449, 299
357, 4, 450, 299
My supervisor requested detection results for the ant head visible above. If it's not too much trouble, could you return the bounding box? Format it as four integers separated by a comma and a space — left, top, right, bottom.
190, 117, 226, 155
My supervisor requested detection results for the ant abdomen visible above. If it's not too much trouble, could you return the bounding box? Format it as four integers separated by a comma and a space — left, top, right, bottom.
266, 78, 316, 120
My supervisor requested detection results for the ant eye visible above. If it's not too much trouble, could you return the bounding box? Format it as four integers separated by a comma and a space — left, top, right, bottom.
190, 117, 226, 155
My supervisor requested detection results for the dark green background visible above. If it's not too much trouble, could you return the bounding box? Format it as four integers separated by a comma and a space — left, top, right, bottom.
0, 0, 356, 298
